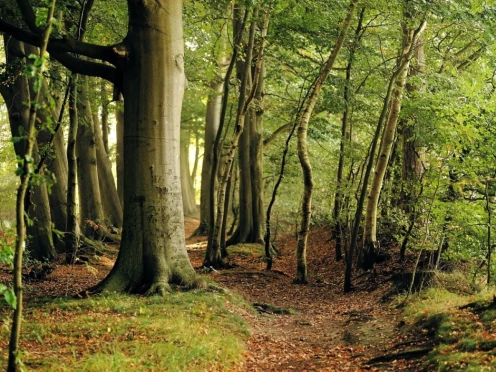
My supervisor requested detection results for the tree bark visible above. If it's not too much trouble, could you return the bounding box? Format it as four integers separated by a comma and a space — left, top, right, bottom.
93, 0, 196, 294
227, 62, 265, 245
362, 19, 427, 270
116, 106, 124, 207
333, 8, 365, 262
92, 98, 123, 227
76, 77, 105, 235
0, 37, 55, 262
66, 76, 79, 262
294, 0, 358, 284
205, 6, 267, 267
180, 131, 198, 216
195, 80, 223, 235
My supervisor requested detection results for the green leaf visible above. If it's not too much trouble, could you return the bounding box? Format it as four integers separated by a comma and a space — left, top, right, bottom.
4, 288, 16, 309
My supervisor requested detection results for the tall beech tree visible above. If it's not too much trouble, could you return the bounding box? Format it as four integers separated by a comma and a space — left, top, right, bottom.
1, 0, 197, 293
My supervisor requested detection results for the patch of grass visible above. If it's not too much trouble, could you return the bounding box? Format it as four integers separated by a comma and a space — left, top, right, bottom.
402, 287, 496, 371
228, 243, 264, 258
0, 289, 250, 371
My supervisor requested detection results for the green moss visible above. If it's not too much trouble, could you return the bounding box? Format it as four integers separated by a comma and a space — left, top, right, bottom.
403, 289, 496, 371
0, 289, 250, 371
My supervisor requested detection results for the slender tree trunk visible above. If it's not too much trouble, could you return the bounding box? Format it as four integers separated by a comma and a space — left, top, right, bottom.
92, 0, 196, 294
76, 77, 105, 235
101, 79, 110, 154
195, 80, 223, 235
205, 6, 268, 267
486, 181, 492, 285
93, 106, 123, 227
333, 8, 365, 262
362, 19, 427, 270
66, 76, 79, 262
294, 0, 358, 284
8, 4, 55, 369
180, 131, 198, 216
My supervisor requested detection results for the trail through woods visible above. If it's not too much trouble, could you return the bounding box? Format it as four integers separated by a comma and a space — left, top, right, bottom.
1, 218, 431, 371
184, 219, 429, 371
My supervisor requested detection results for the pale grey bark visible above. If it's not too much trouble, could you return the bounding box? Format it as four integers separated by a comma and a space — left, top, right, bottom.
196, 80, 223, 235
94, 0, 196, 294
76, 77, 105, 234
295, 0, 358, 284
180, 131, 198, 216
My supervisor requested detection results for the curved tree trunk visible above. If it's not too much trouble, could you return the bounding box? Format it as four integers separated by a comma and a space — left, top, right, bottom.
93, 0, 196, 294
76, 77, 105, 236
362, 19, 427, 270
205, 6, 268, 267
294, 0, 358, 284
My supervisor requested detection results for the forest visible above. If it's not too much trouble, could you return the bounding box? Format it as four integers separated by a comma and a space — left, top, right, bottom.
1, 0, 496, 370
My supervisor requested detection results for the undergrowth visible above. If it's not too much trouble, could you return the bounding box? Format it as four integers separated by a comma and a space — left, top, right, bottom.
0, 289, 250, 371
400, 271, 496, 371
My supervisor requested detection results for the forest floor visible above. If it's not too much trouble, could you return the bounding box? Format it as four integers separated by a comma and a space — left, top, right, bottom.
183, 218, 431, 372
0, 218, 435, 371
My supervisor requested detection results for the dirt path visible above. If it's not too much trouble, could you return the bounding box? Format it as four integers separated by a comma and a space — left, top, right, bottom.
185, 218, 429, 372
0, 218, 428, 371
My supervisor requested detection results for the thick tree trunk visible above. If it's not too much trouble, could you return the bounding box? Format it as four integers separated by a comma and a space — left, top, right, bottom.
227, 63, 265, 245
295, 0, 358, 284
362, 20, 426, 270
76, 77, 105, 235
1, 37, 55, 262
93, 0, 195, 294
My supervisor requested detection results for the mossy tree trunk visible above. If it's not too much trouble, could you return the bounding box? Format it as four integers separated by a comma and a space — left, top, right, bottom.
0, 0, 197, 294
93, 0, 196, 294
205, 6, 268, 268
0, 37, 55, 262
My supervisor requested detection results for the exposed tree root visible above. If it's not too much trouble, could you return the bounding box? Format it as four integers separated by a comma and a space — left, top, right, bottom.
143, 282, 171, 296
367, 347, 432, 364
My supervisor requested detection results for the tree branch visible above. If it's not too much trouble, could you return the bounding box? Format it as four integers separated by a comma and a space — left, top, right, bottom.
0, 19, 119, 64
